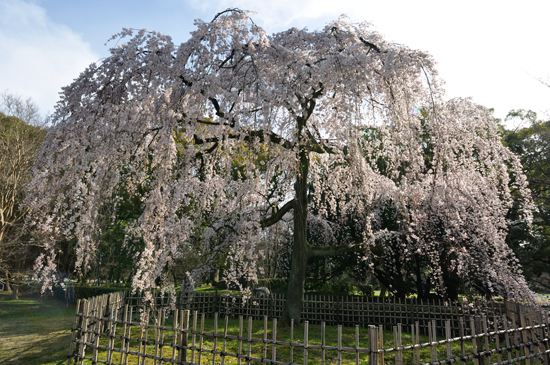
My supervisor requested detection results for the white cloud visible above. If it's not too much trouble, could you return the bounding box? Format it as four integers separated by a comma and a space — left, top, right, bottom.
0, 0, 99, 115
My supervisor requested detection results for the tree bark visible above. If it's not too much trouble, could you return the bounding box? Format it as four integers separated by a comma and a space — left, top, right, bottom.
281, 149, 309, 326
4, 271, 10, 292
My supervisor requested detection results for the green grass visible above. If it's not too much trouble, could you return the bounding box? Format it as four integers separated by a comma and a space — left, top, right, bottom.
0, 291, 76, 365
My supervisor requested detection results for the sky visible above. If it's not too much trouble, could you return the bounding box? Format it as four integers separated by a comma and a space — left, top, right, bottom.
1, 0, 549, 129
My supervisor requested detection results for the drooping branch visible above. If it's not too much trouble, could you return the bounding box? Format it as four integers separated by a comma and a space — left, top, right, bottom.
260, 199, 295, 228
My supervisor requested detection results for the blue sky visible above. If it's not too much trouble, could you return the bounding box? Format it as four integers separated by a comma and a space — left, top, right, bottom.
1, 0, 549, 128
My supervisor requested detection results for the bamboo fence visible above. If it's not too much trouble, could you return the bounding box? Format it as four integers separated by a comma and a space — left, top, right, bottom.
126, 291, 508, 336
67, 291, 550, 364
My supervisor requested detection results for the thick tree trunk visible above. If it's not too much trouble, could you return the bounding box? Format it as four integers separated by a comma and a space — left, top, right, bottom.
4, 272, 10, 292
10, 278, 19, 300
281, 149, 309, 326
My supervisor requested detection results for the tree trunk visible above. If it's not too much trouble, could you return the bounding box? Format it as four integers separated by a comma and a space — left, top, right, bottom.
281, 149, 309, 326
210, 268, 220, 286
11, 279, 19, 300
4, 272, 10, 292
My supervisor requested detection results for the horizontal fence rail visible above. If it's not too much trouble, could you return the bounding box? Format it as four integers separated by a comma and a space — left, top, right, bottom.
126, 291, 508, 336
68, 292, 550, 365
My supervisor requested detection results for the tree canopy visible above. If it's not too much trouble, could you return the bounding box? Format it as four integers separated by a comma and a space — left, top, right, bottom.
504, 110, 550, 292
25, 10, 538, 322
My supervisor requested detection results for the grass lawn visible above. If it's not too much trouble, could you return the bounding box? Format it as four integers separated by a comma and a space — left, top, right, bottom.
0, 291, 76, 365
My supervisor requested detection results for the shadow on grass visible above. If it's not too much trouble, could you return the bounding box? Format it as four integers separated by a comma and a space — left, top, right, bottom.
0, 292, 76, 365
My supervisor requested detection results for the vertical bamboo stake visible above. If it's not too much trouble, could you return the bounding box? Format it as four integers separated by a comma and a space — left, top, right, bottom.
154, 309, 161, 365
369, 325, 378, 365
533, 310, 542, 365
272, 318, 277, 364
119, 304, 128, 365
178, 310, 189, 364
170, 309, 179, 362
67, 299, 81, 365
221, 315, 228, 365
263, 316, 267, 361
379, 324, 385, 365
529, 309, 541, 365
142, 309, 151, 365
107, 299, 117, 364
494, 316, 502, 365
197, 313, 205, 365
337, 325, 342, 365
536, 310, 549, 365
247, 317, 252, 365
410, 323, 415, 365
136, 310, 143, 365
321, 322, 325, 365
191, 311, 198, 364
92, 296, 103, 364
482, 315, 489, 365
412, 323, 418, 365
544, 311, 550, 365
459, 318, 466, 365
503, 315, 513, 365
212, 313, 219, 365
160, 309, 166, 362
355, 325, 359, 365
470, 318, 479, 365
432, 320, 438, 362
393, 325, 401, 365
415, 321, 420, 365
237, 315, 243, 365
428, 321, 435, 363
398, 323, 402, 365
446, 320, 452, 362
521, 312, 531, 365
124, 306, 133, 365
78, 300, 90, 362
512, 312, 520, 362
303, 321, 309, 365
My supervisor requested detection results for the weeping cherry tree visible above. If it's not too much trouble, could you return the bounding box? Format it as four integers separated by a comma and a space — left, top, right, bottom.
25, 10, 537, 324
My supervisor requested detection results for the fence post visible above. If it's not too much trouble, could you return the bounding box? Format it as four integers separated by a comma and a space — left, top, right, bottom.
178, 309, 189, 363
537, 310, 549, 365
470, 318, 479, 365
482, 315, 489, 365
91, 295, 103, 364
67, 299, 81, 365
520, 312, 532, 365
459, 318, 466, 365
368, 325, 378, 365
77, 300, 90, 364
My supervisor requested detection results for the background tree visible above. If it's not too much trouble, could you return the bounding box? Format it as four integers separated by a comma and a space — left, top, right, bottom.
26, 10, 536, 324
0, 91, 46, 298
503, 110, 550, 292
